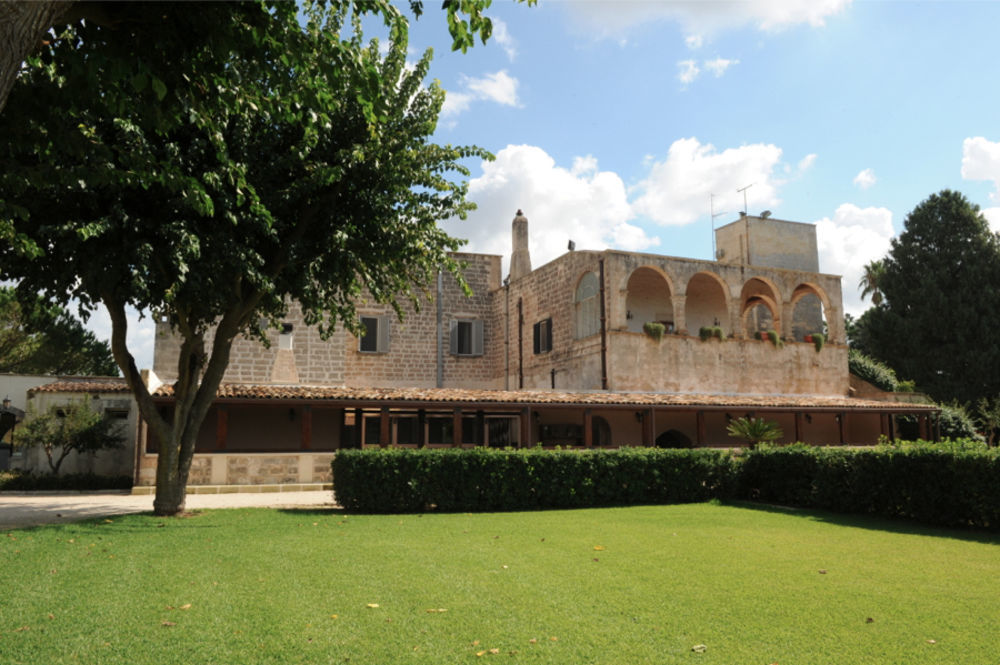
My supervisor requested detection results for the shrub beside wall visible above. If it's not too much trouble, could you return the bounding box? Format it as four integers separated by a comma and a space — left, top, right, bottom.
739, 443, 1000, 529
333, 444, 1000, 530
0, 471, 133, 491
332, 447, 737, 513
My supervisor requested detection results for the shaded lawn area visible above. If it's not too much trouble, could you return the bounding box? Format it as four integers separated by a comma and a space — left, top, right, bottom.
2, 502, 998, 664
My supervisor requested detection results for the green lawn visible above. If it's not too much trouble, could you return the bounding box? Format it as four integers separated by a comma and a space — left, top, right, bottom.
2, 502, 998, 664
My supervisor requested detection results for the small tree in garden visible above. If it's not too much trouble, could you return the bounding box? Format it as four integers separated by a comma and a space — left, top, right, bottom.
727, 416, 783, 449
18, 400, 125, 474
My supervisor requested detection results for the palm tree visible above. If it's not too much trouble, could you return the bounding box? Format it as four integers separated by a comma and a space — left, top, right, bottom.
726, 416, 783, 449
858, 259, 886, 307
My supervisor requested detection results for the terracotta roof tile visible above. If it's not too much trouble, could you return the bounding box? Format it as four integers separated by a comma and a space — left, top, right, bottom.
29, 379, 131, 395
150, 383, 937, 412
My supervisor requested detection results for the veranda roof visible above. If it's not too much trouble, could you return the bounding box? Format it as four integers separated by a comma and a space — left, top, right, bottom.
31, 380, 938, 413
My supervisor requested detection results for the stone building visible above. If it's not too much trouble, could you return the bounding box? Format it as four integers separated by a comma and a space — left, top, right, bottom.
127, 211, 936, 488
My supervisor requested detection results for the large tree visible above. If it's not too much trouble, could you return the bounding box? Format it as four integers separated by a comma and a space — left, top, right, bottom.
0, 286, 117, 375
0, 0, 531, 113
0, 1, 489, 515
865, 190, 1000, 404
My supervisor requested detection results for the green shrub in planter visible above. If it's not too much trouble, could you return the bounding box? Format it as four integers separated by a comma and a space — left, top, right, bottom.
699, 326, 713, 341
811, 332, 825, 352
766, 330, 783, 348
643, 321, 665, 341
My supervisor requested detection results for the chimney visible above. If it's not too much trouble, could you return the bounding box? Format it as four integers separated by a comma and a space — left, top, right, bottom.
509, 209, 532, 280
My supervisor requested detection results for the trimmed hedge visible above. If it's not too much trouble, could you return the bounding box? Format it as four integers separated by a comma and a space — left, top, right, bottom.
332, 447, 737, 513
739, 443, 1000, 529
0, 471, 133, 491
333, 445, 1000, 530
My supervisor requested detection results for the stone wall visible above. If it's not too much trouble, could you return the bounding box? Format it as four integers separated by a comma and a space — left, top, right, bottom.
501, 250, 609, 390
135, 452, 336, 486
495, 247, 846, 396
153, 253, 502, 389
715, 216, 820, 272
344, 252, 501, 388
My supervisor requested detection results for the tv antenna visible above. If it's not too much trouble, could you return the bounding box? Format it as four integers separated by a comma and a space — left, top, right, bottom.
710, 194, 728, 259
736, 183, 754, 215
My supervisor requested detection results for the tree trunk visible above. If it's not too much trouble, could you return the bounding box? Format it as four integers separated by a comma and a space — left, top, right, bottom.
0, 1, 72, 112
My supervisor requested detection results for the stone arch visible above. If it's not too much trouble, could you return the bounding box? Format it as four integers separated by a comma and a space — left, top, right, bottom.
592, 415, 612, 447
789, 283, 832, 342
574, 271, 600, 339
740, 277, 782, 337
625, 266, 674, 333
684, 271, 730, 335
656, 429, 693, 449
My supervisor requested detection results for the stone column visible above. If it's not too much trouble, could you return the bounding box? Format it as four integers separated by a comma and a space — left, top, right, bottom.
672, 295, 687, 335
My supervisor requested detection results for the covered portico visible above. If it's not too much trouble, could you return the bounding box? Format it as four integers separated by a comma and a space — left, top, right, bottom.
135, 384, 940, 487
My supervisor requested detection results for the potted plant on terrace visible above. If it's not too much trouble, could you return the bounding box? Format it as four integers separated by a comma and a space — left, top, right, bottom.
643, 321, 665, 341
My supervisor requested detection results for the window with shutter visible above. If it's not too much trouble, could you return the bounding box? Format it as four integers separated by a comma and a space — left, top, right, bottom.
359, 315, 390, 353
450, 319, 484, 356
533, 318, 552, 354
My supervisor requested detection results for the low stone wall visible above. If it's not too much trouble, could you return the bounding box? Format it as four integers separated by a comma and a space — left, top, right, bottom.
135, 452, 336, 486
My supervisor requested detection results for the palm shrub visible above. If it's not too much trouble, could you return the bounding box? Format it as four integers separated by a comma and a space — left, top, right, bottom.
726, 416, 783, 449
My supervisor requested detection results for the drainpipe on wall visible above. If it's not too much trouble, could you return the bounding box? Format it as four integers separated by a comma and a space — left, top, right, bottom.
599, 258, 608, 390
436, 270, 443, 388
504, 276, 510, 391
517, 297, 524, 389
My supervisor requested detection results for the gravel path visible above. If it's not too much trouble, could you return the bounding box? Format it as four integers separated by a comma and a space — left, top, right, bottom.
0, 490, 336, 529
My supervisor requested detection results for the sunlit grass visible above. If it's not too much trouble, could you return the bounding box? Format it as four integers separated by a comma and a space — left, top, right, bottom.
2, 503, 998, 664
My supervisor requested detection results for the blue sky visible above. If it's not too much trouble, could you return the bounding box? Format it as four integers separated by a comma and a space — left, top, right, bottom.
92, 0, 1000, 372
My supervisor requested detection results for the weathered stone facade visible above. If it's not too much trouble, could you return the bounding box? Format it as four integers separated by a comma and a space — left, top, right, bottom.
140, 211, 902, 486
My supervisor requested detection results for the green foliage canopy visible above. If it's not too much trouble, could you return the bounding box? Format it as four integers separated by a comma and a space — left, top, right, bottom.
17, 399, 125, 474
865, 190, 1000, 404
0, 1, 488, 514
0, 286, 117, 375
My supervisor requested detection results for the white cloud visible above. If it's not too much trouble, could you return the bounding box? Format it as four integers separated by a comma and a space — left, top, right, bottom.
492, 18, 517, 61
703, 57, 739, 77
677, 58, 738, 85
982, 208, 1000, 233
442, 70, 521, 118
798, 153, 817, 171
631, 138, 785, 226
961, 136, 1000, 233
677, 59, 700, 85
565, 0, 851, 44
813, 203, 895, 315
853, 168, 876, 190
441, 145, 658, 274
83, 304, 156, 373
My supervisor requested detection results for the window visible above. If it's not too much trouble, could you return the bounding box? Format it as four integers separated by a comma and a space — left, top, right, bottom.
450, 319, 484, 356
575, 272, 600, 338
359, 315, 390, 353
279, 322, 293, 350
533, 318, 552, 354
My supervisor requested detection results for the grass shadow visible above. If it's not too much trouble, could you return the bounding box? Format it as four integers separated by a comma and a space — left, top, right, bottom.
723, 499, 1000, 545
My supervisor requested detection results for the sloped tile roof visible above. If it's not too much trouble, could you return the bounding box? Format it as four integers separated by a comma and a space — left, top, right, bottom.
30, 379, 936, 411
28, 379, 132, 395
148, 383, 937, 412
